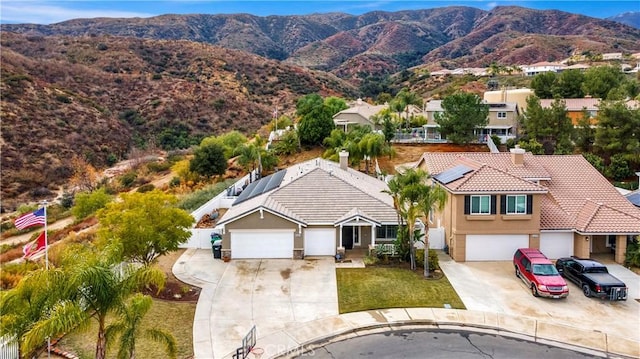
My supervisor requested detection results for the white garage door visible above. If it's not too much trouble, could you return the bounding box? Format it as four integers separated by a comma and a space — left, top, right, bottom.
231, 230, 294, 259
539, 232, 574, 259
466, 234, 529, 261
304, 228, 336, 256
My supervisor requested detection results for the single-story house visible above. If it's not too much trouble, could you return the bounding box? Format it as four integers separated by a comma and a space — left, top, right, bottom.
215, 152, 399, 259
417, 147, 640, 263
332, 99, 387, 131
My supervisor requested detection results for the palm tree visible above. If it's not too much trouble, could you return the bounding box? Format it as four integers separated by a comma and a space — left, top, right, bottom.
12, 243, 166, 359
358, 133, 384, 174
106, 293, 177, 359
419, 183, 448, 277
395, 89, 423, 129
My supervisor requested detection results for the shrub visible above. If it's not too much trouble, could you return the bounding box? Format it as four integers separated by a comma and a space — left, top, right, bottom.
606, 153, 633, 181
625, 237, 640, 268
137, 183, 155, 193
415, 249, 440, 271
147, 161, 172, 173
72, 188, 113, 220
177, 179, 236, 211
169, 176, 181, 188
363, 255, 379, 266
120, 171, 138, 188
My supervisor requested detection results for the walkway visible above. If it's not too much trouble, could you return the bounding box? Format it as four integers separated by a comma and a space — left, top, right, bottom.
174, 249, 639, 359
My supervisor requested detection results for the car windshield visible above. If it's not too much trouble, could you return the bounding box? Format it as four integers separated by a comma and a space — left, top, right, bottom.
532, 264, 559, 276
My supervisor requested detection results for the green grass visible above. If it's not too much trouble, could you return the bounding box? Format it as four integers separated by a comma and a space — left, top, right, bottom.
336, 267, 465, 314
56, 299, 196, 359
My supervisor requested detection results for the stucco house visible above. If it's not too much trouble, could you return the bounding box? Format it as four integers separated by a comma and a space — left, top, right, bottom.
539, 98, 600, 126
332, 99, 387, 131
423, 100, 519, 143
215, 152, 399, 259
520, 62, 566, 77
417, 148, 640, 263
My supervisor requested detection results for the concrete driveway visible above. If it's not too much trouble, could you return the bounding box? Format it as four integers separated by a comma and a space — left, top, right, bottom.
439, 254, 640, 342
199, 257, 338, 358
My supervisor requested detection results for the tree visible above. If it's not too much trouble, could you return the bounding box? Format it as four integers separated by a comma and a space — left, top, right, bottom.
556, 69, 585, 98
582, 66, 624, 99
574, 109, 595, 153
434, 92, 489, 145
189, 140, 227, 178
69, 155, 99, 192
97, 190, 194, 266
106, 293, 177, 359
216, 131, 248, 159
395, 88, 423, 129
385, 168, 446, 272
594, 100, 640, 164
418, 181, 447, 278
520, 97, 573, 154
358, 133, 385, 175
324, 96, 348, 116
4, 243, 165, 359
382, 112, 396, 144
271, 130, 300, 156
530, 72, 557, 99
72, 188, 113, 220
234, 143, 261, 173
296, 94, 335, 146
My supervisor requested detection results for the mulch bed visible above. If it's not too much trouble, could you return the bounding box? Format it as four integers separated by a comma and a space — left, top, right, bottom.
143, 280, 201, 302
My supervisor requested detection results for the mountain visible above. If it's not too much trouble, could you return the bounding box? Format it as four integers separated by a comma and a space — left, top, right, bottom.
3, 6, 640, 79
0, 32, 357, 207
607, 11, 640, 29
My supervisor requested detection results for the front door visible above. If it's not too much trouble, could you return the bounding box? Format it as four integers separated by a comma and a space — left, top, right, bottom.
342, 226, 353, 249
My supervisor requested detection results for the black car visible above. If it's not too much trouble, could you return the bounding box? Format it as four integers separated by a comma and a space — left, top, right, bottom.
555, 257, 627, 301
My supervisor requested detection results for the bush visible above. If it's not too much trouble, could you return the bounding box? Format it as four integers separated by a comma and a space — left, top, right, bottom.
606, 154, 633, 181
147, 161, 172, 173
415, 249, 440, 271
120, 171, 138, 188
625, 238, 640, 268
169, 176, 181, 188
363, 255, 379, 266
72, 188, 113, 219
177, 179, 236, 211
136, 183, 155, 193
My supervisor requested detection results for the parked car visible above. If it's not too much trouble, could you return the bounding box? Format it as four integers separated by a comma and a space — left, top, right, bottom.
513, 248, 569, 298
555, 257, 628, 301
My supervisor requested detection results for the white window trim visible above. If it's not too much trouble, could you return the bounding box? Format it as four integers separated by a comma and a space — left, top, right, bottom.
471, 195, 491, 215
506, 195, 527, 214
497, 112, 507, 119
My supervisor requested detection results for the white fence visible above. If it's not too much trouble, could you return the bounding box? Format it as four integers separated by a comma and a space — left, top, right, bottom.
181, 171, 256, 249
0, 336, 18, 359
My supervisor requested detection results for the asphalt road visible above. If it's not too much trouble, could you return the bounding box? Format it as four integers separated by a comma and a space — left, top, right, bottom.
294, 329, 600, 359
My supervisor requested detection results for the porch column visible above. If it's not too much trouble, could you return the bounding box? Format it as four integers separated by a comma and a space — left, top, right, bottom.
615, 235, 627, 264
339, 224, 343, 248
371, 225, 376, 246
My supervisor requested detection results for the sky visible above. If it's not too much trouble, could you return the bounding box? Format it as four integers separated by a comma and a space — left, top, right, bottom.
1, 1, 638, 25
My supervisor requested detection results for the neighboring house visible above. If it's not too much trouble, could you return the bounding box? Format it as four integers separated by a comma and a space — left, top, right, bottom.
332, 98, 387, 131
627, 190, 640, 208
520, 62, 565, 76
539, 98, 600, 126
423, 100, 519, 144
215, 152, 399, 259
563, 63, 590, 72
484, 88, 534, 112
416, 148, 640, 264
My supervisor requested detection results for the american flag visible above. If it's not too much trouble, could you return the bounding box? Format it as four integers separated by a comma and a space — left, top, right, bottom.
14, 207, 46, 230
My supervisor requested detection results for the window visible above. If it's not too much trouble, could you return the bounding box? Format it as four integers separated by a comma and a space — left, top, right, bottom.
506, 195, 527, 214
470, 195, 491, 214
497, 112, 507, 119
376, 225, 398, 240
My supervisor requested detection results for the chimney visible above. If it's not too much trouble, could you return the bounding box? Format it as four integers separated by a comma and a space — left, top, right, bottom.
510, 145, 525, 166
339, 150, 349, 171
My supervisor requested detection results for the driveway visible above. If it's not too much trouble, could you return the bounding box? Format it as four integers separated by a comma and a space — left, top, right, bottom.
439, 254, 640, 342
183, 256, 338, 358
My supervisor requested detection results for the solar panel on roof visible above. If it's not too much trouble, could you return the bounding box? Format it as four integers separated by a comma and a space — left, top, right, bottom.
434, 164, 473, 184
233, 170, 286, 205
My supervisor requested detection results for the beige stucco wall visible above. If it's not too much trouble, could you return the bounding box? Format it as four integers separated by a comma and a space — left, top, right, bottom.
591, 235, 609, 254
221, 210, 300, 250
574, 234, 590, 258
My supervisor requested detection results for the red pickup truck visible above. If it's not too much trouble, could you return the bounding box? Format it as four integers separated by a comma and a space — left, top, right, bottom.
513, 248, 569, 298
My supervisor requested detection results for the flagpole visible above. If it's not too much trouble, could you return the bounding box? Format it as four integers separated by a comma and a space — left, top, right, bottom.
42, 200, 51, 359
43, 200, 48, 271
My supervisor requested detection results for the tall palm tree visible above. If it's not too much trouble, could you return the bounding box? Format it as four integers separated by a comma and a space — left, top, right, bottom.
106, 293, 177, 359
12, 243, 166, 359
395, 89, 423, 130
419, 183, 448, 277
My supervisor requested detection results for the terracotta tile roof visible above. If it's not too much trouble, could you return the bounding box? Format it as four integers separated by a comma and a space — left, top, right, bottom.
445, 164, 548, 193
420, 152, 640, 234
418, 152, 551, 180
540, 98, 600, 111
218, 158, 398, 226
538, 155, 640, 233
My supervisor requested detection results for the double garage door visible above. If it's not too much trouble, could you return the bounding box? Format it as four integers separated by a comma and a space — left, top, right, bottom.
231, 230, 294, 259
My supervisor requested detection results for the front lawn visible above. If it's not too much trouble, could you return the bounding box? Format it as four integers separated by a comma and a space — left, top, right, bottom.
336, 267, 465, 314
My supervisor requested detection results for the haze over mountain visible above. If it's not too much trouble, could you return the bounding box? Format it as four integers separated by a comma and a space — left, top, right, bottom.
607, 11, 640, 29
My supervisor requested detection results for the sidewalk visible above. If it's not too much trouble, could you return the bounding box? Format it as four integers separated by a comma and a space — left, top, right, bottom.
174, 249, 639, 359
